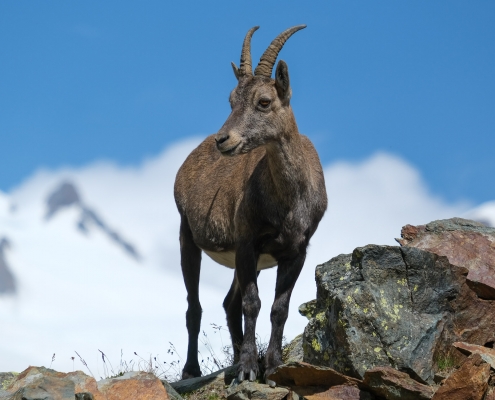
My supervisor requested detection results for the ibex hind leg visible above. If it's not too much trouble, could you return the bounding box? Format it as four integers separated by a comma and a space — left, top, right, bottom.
223, 272, 243, 364
264, 251, 306, 386
180, 216, 203, 379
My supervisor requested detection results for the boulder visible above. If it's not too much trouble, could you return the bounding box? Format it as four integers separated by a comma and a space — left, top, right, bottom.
267, 362, 373, 400
301, 240, 495, 383
363, 366, 434, 400
282, 334, 304, 364
431, 353, 490, 400
226, 381, 290, 400
6, 366, 75, 400
267, 361, 362, 388
97, 371, 169, 400
398, 218, 495, 300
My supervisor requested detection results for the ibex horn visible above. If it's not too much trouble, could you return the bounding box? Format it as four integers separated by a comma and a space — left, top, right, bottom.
254, 25, 306, 78
234, 26, 259, 77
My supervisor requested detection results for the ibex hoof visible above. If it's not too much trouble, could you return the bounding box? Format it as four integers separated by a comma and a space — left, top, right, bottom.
249, 370, 256, 382
238, 370, 245, 382
266, 379, 276, 388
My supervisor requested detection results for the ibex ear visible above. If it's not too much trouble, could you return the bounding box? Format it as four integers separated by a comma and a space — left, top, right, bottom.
275, 60, 291, 104
231, 62, 240, 80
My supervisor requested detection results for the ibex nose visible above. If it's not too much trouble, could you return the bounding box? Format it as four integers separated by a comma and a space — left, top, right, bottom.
215, 133, 230, 145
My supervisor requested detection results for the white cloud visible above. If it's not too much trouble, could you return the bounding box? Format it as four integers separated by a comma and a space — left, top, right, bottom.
0, 140, 468, 374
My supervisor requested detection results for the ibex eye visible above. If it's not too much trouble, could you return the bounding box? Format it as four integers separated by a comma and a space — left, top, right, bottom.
258, 99, 271, 108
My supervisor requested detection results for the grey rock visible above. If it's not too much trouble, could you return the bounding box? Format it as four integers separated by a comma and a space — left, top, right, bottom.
282, 335, 304, 364
161, 379, 183, 400
169, 365, 236, 394
226, 380, 289, 400
302, 244, 473, 384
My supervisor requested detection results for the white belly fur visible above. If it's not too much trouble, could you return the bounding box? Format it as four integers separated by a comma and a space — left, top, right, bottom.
202, 249, 277, 271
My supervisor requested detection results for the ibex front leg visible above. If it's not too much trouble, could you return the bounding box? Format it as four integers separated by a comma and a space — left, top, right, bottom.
264, 251, 306, 386
179, 216, 202, 379
235, 243, 261, 382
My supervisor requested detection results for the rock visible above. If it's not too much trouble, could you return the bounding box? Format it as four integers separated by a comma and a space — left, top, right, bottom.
97, 371, 169, 399
282, 335, 304, 364
431, 354, 490, 400
453, 342, 495, 369
161, 380, 183, 400
65, 370, 104, 400
486, 386, 495, 400
288, 384, 373, 400
6, 366, 75, 400
363, 366, 434, 400
302, 237, 495, 383
0, 373, 16, 390
226, 380, 289, 400
170, 365, 236, 394
267, 361, 362, 388
398, 218, 495, 300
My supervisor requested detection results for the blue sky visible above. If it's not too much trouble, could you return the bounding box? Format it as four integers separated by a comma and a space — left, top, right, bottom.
1, 1, 494, 204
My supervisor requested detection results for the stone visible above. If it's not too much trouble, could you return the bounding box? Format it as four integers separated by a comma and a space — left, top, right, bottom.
97, 371, 169, 399
302, 237, 495, 384
170, 365, 236, 394
292, 385, 373, 400
453, 341, 495, 369
6, 366, 75, 400
75, 394, 94, 400
398, 218, 495, 300
282, 335, 304, 363
161, 379, 183, 400
432, 354, 490, 400
226, 380, 289, 400
267, 361, 362, 388
363, 366, 434, 400
65, 370, 104, 400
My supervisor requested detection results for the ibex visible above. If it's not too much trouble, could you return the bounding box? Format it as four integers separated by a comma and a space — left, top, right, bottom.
174, 25, 327, 385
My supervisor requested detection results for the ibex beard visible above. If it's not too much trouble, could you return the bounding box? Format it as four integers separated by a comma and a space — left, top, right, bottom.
174, 25, 327, 386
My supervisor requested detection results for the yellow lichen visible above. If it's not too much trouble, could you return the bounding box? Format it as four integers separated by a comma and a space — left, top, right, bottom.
374, 347, 381, 353
312, 338, 321, 352
397, 278, 407, 286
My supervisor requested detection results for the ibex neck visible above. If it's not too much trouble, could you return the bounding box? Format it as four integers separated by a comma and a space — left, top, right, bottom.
264, 129, 310, 205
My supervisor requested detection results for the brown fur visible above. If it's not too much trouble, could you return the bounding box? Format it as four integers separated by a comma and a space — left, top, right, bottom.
174, 26, 327, 383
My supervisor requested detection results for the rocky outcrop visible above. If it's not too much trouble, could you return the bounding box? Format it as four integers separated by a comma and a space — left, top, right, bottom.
398, 217, 495, 300
301, 218, 495, 384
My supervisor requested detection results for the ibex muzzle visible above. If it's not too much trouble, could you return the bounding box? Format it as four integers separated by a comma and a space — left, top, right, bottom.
174, 25, 327, 386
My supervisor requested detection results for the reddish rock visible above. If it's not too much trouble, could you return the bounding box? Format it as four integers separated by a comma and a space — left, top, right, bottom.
66, 370, 105, 400
363, 366, 434, 400
432, 354, 490, 400
97, 371, 169, 400
399, 218, 495, 300
453, 341, 495, 369
267, 361, 362, 388
485, 386, 495, 400
299, 384, 373, 400
6, 366, 75, 400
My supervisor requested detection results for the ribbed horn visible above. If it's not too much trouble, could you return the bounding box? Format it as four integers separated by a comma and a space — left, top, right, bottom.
254, 25, 306, 78
239, 26, 259, 76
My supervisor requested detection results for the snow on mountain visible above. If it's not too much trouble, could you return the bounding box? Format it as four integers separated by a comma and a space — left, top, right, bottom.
0, 139, 469, 373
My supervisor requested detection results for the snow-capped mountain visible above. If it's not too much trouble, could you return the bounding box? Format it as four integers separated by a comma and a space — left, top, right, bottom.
0, 138, 487, 374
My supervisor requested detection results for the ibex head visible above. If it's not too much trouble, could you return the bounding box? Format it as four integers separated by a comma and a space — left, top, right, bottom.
215, 25, 306, 156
